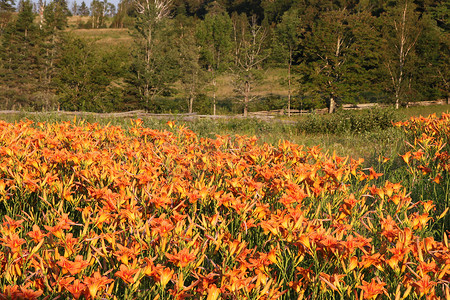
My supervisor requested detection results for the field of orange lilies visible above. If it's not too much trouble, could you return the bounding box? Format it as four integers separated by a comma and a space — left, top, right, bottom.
0, 114, 449, 299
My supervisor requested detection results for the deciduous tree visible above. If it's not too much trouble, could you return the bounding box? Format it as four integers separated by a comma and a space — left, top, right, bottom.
381, 0, 421, 108
301, 8, 353, 113
232, 14, 269, 116
90, 0, 106, 28
176, 17, 206, 113
275, 8, 302, 116
197, 9, 232, 114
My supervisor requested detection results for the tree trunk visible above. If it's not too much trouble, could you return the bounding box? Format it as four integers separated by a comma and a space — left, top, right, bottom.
243, 81, 249, 117
213, 78, 216, 116
189, 95, 193, 114
329, 96, 336, 113
39, 0, 44, 30
287, 49, 292, 117
243, 95, 248, 117
395, 89, 400, 109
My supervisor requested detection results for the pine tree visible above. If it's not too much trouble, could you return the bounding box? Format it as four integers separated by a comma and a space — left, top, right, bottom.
17, 0, 35, 36
44, 0, 70, 31
78, 1, 90, 16
0, 0, 46, 109
414, 13, 450, 104
0, 0, 15, 34
40, 0, 69, 92
55, 35, 128, 111
0, 0, 14, 11
128, 0, 175, 111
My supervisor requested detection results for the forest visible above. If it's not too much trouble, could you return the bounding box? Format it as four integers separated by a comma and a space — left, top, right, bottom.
0, 0, 448, 115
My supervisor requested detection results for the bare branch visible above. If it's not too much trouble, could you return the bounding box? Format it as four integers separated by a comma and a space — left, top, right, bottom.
133, 0, 172, 21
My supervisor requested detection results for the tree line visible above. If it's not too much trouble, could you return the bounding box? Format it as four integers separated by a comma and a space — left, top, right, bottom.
0, 0, 448, 115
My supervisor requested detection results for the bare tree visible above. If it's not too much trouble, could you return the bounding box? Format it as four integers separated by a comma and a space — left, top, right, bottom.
276, 9, 301, 116
38, 0, 45, 29
384, 0, 421, 109
134, 0, 171, 20
232, 15, 269, 117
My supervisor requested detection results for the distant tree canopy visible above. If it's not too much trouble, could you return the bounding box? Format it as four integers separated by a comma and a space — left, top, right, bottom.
0, 0, 448, 113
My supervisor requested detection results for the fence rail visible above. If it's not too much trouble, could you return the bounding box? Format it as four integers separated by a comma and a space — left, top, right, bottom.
0, 100, 447, 119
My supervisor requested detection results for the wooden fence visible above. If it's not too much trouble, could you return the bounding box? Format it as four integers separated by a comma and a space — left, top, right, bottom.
0, 100, 447, 120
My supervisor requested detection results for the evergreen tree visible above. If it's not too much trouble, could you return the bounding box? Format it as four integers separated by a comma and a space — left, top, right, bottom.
128, 0, 176, 111
0, 0, 51, 110
436, 34, 450, 104
44, 0, 70, 31
55, 35, 129, 111
40, 0, 69, 93
78, 1, 90, 16
297, 1, 388, 112
414, 13, 450, 104
0, 0, 15, 34
420, 0, 449, 32
17, 0, 35, 35
348, 10, 386, 104
0, 0, 14, 11
197, 11, 233, 72
261, 0, 298, 25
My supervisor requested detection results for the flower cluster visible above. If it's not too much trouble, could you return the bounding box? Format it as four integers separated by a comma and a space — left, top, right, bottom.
395, 113, 450, 178
0, 117, 449, 299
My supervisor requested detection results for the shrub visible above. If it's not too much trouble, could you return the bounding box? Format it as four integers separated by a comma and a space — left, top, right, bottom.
296, 108, 400, 134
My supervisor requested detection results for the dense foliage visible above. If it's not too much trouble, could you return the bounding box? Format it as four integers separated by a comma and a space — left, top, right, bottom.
0, 113, 449, 298
0, 0, 449, 114
296, 108, 399, 134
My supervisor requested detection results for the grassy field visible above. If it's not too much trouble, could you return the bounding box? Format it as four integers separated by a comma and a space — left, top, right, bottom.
69, 28, 133, 49
212, 69, 290, 98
